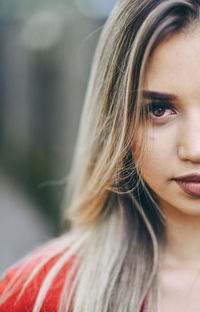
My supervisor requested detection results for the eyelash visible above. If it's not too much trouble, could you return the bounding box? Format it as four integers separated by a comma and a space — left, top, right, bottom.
144, 102, 177, 122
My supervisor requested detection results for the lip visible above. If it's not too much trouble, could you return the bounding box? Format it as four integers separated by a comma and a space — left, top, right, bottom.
174, 174, 200, 197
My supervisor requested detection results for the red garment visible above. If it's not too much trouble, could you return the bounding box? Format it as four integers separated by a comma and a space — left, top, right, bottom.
0, 251, 74, 312
0, 251, 145, 312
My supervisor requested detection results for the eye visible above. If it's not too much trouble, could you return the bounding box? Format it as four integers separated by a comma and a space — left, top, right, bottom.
151, 103, 172, 117
147, 102, 177, 121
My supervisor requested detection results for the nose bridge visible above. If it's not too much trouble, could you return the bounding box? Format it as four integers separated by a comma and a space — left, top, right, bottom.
178, 110, 200, 162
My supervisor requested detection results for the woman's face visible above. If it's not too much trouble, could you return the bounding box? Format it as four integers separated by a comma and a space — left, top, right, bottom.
133, 27, 200, 217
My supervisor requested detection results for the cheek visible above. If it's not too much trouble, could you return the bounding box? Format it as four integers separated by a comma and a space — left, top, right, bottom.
132, 128, 168, 184
132, 127, 156, 167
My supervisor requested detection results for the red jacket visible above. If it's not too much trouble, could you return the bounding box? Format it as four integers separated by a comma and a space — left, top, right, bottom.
0, 251, 146, 312
0, 251, 74, 312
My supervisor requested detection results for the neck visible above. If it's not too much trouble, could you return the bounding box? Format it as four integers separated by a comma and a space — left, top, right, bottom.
161, 206, 200, 271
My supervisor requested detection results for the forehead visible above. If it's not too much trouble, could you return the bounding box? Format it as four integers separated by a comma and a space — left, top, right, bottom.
143, 27, 200, 102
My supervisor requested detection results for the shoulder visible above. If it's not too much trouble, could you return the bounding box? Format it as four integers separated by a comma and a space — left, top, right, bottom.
0, 235, 77, 312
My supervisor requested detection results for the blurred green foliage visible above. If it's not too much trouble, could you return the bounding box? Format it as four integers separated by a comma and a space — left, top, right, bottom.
0, 0, 73, 20
0, 0, 102, 235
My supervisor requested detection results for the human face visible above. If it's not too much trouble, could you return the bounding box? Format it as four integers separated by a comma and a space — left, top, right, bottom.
134, 27, 200, 217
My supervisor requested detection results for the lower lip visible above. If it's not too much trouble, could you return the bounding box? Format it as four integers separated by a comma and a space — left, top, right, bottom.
175, 181, 200, 197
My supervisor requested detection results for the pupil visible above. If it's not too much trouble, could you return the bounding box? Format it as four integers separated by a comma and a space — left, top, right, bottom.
153, 107, 165, 116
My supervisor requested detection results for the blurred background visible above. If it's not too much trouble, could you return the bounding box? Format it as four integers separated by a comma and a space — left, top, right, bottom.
0, 0, 117, 272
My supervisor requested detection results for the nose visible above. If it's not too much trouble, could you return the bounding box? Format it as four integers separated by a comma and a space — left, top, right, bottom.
178, 115, 200, 163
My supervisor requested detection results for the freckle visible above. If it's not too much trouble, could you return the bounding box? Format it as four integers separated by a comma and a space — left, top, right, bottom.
149, 135, 155, 141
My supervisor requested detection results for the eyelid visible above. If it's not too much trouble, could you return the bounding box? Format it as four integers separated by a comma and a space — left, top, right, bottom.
151, 102, 176, 111
142, 101, 174, 111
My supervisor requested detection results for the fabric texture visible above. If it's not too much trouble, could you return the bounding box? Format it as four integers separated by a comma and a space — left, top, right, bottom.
0, 250, 145, 312
0, 251, 74, 312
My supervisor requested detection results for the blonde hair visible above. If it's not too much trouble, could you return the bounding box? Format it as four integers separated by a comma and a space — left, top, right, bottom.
1, 0, 200, 311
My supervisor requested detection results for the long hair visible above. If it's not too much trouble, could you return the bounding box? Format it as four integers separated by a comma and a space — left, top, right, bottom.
1, 1, 200, 311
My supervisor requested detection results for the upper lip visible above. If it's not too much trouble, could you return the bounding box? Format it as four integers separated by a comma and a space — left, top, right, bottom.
174, 174, 200, 182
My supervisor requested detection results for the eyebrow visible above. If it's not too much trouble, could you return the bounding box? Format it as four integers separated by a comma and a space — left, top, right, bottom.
142, 90, 177, 101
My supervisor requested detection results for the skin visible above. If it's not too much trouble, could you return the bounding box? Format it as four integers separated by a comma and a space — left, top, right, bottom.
134, 26, 200, 311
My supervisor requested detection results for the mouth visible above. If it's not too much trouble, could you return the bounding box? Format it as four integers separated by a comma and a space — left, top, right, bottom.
173, 174, 200, 197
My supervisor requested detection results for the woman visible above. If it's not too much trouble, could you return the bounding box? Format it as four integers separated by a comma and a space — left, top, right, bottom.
1, 0, 200, 311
